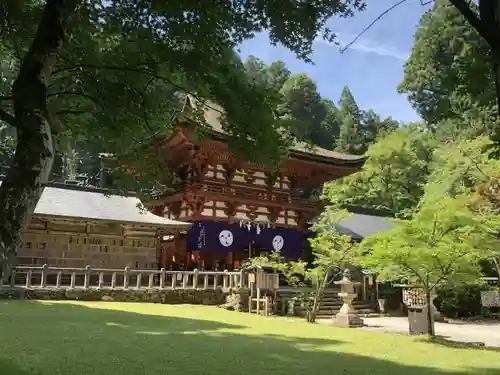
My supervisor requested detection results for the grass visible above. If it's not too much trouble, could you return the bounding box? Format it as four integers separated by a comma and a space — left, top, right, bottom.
0, 301, 500, 375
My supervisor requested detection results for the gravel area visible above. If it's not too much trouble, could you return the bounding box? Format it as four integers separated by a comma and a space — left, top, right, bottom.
319, 316, 500, 348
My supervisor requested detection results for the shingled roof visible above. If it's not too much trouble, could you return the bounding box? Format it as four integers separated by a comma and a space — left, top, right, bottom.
182, 95, 366, 165
1, 183, 191, 230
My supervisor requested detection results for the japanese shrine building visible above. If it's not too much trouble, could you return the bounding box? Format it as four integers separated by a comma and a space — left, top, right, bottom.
13, 182, 191, 269
149, 95, 366, 270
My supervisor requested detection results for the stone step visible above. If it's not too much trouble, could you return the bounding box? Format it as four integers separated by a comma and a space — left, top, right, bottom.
321, 300, 369, 305
315, 313, 382, 319
315, 307, 373, 313
294, 308, 377, 318
278, 290, 341, 296
284, 299, 370, 306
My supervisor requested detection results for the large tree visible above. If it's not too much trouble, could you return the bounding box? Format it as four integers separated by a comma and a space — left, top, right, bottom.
448, 0, 500, 145
267, 61, 292, 93
399, 0, 495, 126
360, 196, 487, 335
335, 86, 364, 154
319, 98, 342, 149
278, 73, 327, 144
360, 109, 399, 145
424, 135, 500, 278
0, 0, 366, 280
324, 125, 436, 218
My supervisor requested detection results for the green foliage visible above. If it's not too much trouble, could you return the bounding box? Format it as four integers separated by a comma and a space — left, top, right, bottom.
361, 109, 399, 142
360, 196, 487, 291
419, 136, 500, 279
304, 207, 359, 322
0, 126, 16, 171
399, 0, 496, 126
320, 98, 342, 148
244, 250, 308, 287
0, 0, 369, 189
435, 284, 491, 318
247, 207, 358, 322
248, 208, 358, 284
324, 125, 436, 218
423, 136, 500, 203
348, 134, 500, 283
244, 57, 291, 93
335, 86, 399, 155
335, 86, 363, 154
308, 207, 359, 278
278, 74, 327, 144
242, 56, 396, 155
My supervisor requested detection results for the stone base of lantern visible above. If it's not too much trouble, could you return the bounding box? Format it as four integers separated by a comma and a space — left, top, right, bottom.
332, 312, 364, 328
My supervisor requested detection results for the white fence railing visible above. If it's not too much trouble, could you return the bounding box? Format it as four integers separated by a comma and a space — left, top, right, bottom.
1, 265, 247, 290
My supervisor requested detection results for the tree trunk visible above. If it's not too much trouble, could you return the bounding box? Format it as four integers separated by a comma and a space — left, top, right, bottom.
307, 273, 328, 323
424, 287, 435, 337
482, 1, 500, 122
0, 0, 81, 281
450, 0, 500, 121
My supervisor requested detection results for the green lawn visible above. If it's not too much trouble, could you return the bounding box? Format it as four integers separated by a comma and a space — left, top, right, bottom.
0, 301, 499, 375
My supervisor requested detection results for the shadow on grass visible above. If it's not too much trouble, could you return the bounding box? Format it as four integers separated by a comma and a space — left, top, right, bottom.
425, 335, 500, 353
0, 301, 499, 375
0, 360, 32, 375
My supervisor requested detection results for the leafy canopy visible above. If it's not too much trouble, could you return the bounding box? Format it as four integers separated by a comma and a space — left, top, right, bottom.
323, 125, 436, 218
246, 207, 358, 286
422, 136, 500, 203
360, 196, 488, 291
0, 0, 367, 184
399, 0, 496, 125
308, 207, 359, 280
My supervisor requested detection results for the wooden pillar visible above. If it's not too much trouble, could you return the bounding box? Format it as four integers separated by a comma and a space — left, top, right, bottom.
156, 239, 162, 270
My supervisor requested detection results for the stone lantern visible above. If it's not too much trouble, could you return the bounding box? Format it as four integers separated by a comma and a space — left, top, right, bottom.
332, 268, 364, 327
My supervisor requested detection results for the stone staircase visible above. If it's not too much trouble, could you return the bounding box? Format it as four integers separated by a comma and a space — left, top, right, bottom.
277, 286, 377, 319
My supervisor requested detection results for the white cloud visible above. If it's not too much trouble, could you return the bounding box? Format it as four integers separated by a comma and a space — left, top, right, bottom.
315, 33, 410, 61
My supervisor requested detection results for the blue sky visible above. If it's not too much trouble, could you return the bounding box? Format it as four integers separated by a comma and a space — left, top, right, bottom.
238, 0, 433, 123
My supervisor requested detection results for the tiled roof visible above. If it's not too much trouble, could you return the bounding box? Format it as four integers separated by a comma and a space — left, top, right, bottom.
182, 94, 366, 164
1, 182, 191, 229
335, 213, 397, 240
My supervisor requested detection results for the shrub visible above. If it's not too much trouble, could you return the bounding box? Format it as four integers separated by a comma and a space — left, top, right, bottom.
435, 285, 489, 318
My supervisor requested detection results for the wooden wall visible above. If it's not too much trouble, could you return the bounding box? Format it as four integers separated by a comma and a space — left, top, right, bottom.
17, 216, 160, 269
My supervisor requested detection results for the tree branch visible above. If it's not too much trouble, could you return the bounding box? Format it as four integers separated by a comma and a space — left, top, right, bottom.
400, 260, 426, 287
340, 0, 413, 54
0, 108, 16, 127
48, 90, 103, 108
55, 109, 86, 116
53, 62, 226, 116
429, 251, 470, 291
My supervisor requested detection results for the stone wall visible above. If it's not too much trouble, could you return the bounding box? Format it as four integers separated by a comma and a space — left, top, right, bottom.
0, 287, 250, 306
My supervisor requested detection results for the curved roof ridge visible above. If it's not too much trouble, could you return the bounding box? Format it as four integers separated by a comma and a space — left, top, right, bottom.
183, 94, 366, 164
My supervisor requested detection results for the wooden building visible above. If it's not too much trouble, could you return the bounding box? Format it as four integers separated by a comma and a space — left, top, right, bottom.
149, 95, 366, 270
15, 183, 191, 269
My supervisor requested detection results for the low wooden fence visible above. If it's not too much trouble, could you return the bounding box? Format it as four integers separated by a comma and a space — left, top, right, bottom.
1, 265, 247, 290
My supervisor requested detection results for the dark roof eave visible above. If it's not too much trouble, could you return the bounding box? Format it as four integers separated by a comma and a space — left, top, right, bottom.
33, 213, 192, 231
200, 127, 366, 167
289, 149, 367, 166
